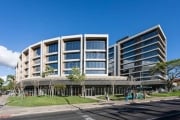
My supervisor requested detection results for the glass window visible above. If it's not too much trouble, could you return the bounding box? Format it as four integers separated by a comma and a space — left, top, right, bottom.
122, 63, 134, 69
64, 61, 80, 68
64, 70, 72, 74
122, 51, 135, 58
48, 43, 58, 53
47, 55, 58, 61
122, 57, 135, 64
86, 52, 106, 59
86, 40, 106, 50
141, 71, 150, 77
122, 39, 136, 48
86, 61, 106, 68
109, 53, 114, 59
142, 38, 158, 46
122, 45, 136, 53
47, 63, 58, 69
142, 57, 160, 65
109, 47, 114, 53
142, 50, 158, 58
86, 70, 105, 74
33, 73, 40, 76
141, 30, 158, 40
142, 44, 158, 52
65, 53, 80, 59
34, 47, 41, 57
65, 41, 80, 51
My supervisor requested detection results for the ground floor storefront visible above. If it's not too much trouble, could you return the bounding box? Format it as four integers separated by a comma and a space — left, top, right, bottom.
17, 76, 166, 96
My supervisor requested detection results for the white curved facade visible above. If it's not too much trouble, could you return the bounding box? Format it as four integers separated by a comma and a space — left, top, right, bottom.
16, 34, 109, 82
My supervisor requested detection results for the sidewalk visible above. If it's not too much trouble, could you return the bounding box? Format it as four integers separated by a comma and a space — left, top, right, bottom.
0, 96, 179, 118
0, 95, 9, 106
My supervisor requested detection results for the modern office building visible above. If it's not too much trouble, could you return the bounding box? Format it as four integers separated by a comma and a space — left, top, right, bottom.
108, 45, 117, 76
16, 34, 128, 96
16, 25, 167, 96
108, 25, 166, 82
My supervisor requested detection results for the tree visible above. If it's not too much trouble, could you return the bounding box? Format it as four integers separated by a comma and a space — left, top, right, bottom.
0, 77, 4, 91
67, 67, 86, 97
151, 58, 180, 91
42, 65, 55, 97
54, 84, 66, 96
6, 75, 17, 94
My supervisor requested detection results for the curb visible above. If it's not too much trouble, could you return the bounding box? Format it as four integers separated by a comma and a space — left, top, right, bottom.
0, 97, 179, 117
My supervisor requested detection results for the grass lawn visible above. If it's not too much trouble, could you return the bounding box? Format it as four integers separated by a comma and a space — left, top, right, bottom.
97, 94, 125, 101
97, 90, 180, 101
7, 96, 98, 107
151, 90, 180, 97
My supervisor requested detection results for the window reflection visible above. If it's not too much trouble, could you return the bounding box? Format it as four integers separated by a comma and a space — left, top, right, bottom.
86, 61, 105, 68
64, 61, 80, 68
65, 53, 80, 59
65, 41, 80, 51
48, 43, 58, 53
86, 40, 106, 50
86, 52, 105, 59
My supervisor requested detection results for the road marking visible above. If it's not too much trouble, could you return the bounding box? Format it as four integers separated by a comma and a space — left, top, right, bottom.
76, 110, 96, 120
82, 114, 95, 120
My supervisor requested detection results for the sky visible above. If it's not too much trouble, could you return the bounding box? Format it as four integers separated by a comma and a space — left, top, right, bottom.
0, 0, 180, 80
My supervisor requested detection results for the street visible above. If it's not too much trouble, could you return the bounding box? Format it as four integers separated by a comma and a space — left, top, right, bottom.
1, 99, 180, 120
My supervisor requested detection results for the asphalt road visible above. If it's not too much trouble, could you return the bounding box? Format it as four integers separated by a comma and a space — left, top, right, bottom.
2, 99, 180, 120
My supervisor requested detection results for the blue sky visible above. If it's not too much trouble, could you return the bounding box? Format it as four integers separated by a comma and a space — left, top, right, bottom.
0, 0, 180, 78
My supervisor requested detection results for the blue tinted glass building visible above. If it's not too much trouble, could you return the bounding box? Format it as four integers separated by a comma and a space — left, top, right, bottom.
109, 25, 166, 81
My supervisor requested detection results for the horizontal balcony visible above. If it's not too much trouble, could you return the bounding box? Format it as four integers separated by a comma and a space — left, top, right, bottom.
120, 63, 155, 71
121, 54, 163, 66
45, 60, 58, 64
121, 45, 166, 62
63, 68, 80, 71
122, 48, 159, 60
121, 35, 159, 50
63, 59, 80, 62
85, 59, 106, 61
63, 50, 80, 53
45, 52, 58, 56
62, 59, 80, 62
32, 71, 41, 74
133, 76, 152, 81
158, 34, 166, 47
122, 41, 158, 55
85, 68, 106, 70
32, 55, 41, 60
32, 63, 41, 67
121, 70, 150, 76
85, 49, 106, 52
122, 39, 166, 56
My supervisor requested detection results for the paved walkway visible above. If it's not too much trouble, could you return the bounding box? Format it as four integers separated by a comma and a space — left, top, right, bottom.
0, 95, 9, 106
0, 95, 179, 118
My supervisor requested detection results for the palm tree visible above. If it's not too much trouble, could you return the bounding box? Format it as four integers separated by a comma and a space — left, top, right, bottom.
150, 62, 167, 77
67, 67, 86, 97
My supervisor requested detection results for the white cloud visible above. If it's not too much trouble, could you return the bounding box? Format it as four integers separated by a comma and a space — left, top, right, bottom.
0, 45, 20, 68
